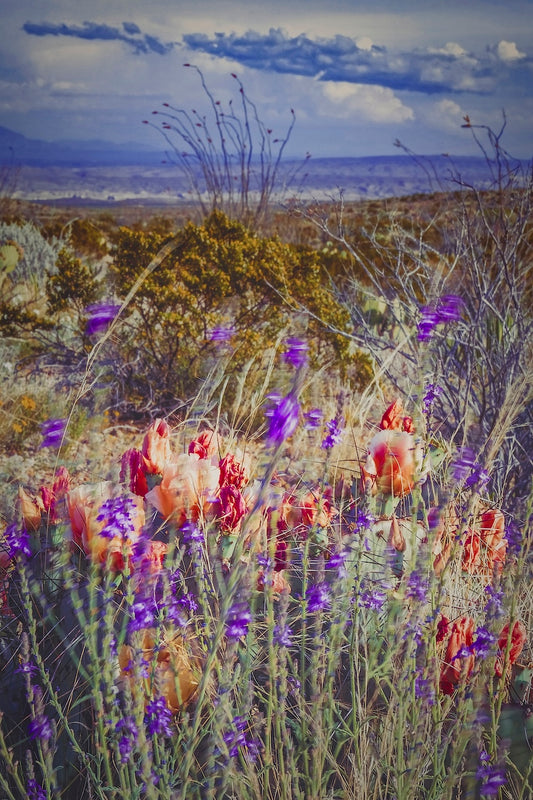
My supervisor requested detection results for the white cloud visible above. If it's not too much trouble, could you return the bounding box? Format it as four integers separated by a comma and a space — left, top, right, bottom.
494, 40, 526, 61
427, 98, 465, 130
321, 81, 414, 123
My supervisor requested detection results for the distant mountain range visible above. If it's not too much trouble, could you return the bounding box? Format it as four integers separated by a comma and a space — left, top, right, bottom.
0, 125, 519, 204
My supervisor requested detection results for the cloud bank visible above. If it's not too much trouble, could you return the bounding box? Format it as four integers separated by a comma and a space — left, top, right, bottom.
23, 20, 174, 55
182, 28, 530, 94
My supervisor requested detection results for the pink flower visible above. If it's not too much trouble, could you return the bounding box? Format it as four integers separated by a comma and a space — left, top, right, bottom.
216, 485, 248, 532
188, 430, 219, 459
363, 430, 421, 497
479, 508, 507, 572
120, 449, 149, 497
218, 453, 248, 489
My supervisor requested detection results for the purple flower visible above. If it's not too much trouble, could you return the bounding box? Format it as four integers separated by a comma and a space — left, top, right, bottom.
85, 302, 121, 336
327, 549, 349, 577
225, 601, 253, 639
354, 509, 376, 534
181, 520, 204, 553
484, 586, 504, 620
145, 696, 173, 737
305, 581, 331, 612
451, 447, 489, 488
472, 626, 498, 659
222, 716, 260, 761
273, 624, 293, 648
304, 408, 323, 429
282, 337, 308, 368
28, 713, 53, 742
115, 716, 138, 763
422, 383, 443, 415
414, 673, 435, 706
96, 495, 137, 539
504, 520, 522, 556
209, 326, 235, 343
128, 600, 156, 633
321, 417, 344, 449
418, 294, 464, 341
476, 761, 507, 796
39, 417, 66, 449
4, 522, 31, 559
264, 391, 300, 446
26, 779, 46, 800
405, 571, 429, 604
358, 588, 387, 611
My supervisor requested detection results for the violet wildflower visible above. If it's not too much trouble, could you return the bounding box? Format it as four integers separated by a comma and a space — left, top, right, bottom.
85, 302, 120, 336
327, 549, 349, 577
504, 520, 522, 556
472, 626, 498, 659
476, 759, 507, 796
414, 673, 436, 706
4, 522, 31, 559
28, 714, 53, 742
225, 601, 253, 639
273, 623, 293, 648
355, 508, 376, 534
422, 383, 443, 415
115, 716, 138, 763
321, 417, 344, 449
209, 325, 235, 343
128, 600, 156, 633
222, 716, 260, 762
405, 571, 430, 604
304, 408, 323, 429
282, 337, 308, 368
264, 391, 300, 446
26, 779, 46, 800
145, 696, 173, 737
96, 495, 137, 540
437, 294, 465, 322
39, 417, 66, 449
358, 587, 387, 611
484, 586, 504, 620
451, 447, 489, 488
306, 581, 331, 612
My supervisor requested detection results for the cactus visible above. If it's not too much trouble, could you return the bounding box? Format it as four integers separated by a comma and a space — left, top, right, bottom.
0, 239, 23, 289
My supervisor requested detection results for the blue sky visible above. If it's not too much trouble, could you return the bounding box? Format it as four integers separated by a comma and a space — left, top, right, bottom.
1, 0, 532, 158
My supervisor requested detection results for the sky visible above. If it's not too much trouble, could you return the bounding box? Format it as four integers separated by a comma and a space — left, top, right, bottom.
1, 0, 532, 159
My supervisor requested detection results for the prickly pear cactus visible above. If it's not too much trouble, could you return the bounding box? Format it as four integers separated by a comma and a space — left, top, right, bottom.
0, 239, 23, 289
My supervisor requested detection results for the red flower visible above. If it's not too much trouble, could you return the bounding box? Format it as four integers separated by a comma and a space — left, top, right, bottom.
216, 485, 248, 532
219, 453, 248, 490
495, 620, 527, 677
363, 430, 421, 497
120, 449, 149, 497
461, 531, 481, 574
479, 508, 507, 572
188, 430, 219, 459
380, 399, 414, 433
439, 615, 475, 695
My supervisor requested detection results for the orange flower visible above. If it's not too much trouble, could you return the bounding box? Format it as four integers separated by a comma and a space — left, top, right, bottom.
142, 418, 171, 474
495, 620, 527, 677
461, 531, 481, 574
363, 430, 421, 497
439, 615, 476, 695
118, 628, 201, 713
300, 487, 337, 528
145, 453, 220, 526
17, 486, 43, 531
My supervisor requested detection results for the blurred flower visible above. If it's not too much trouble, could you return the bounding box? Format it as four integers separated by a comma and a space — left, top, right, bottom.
418, 294, 464, 341
265, 391, 300, 446
380, 399, 414, 433
142, 418, 171, 474
479, 509, 507, 572
128, 600, 157, 633
461, 531, 481, 574
26, 779, 46, 800
321, 417, 344, 449
4, 523, 31, 560
451, 447, 489, 488
484, 586, 504, 620
282, 337, 308, 368
96, 495, 138, 540
209, 326, 235, 343
504, 520, 522, 557
120, 448, 149, 497
28, 688, 53, 742
181, 520, 204, 550
300, 488, 338, 529
84, 302, 120, 336
476, 760, 507, 796
414, 673, 436, 706
273, 623, 293, 648
39, 466, 71, 524
225, 601, 253, 639
306, 581, 331, 612
215, 485, 248, 532
422, 383, 443, 416
405, 570, 429, 603
304, 408, 323, 429
39, 418, 66, 449
222, 716, 260, 762
358, 586, 387, 611
418, 307, 440, 341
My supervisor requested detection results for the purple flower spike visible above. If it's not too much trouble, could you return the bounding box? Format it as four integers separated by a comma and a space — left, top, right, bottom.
96, 495, 137, 539
306, 581, 331, 612
40, 417, 66, 449
209, 326, 235, 343
85, 302, 121, 336
265, 391, 300, 446
437, 294, 465, 322
225, 601, 253, 639
321, 417, 344, 449
145, 696, 173, 737
304, 408, 323, 429
282, 337, 308, 368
